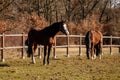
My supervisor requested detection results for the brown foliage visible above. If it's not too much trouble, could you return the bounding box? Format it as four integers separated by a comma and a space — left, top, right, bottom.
30, 12, 49, 30
57, 15, 103, 45
0, 13, 49, 47
67, 15, 103, 35
0, 12, 49, 34
0, 20, 15, 33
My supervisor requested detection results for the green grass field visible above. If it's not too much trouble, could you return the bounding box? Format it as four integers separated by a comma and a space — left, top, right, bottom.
0, 48, 120, 80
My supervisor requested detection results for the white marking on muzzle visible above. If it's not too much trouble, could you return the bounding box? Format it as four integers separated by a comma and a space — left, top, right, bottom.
63, 24, 69, 35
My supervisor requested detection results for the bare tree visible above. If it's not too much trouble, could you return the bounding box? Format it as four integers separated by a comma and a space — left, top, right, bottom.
0, 0, 14, 12
99, 0, 110, 22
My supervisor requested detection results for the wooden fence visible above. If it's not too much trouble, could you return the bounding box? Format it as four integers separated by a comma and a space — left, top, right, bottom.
0, 33, 120, 62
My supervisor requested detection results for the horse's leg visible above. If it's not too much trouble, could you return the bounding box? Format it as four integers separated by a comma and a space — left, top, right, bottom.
43, 45, 47, 65
47, 45, 52, 65
27, 45, 32, 57
91, 44, 95, 60
94, 47, 96, 59
38, 45, 41, 59
86, 47, 90, 59
31, 44, 37, 64
99, 42, 102, 59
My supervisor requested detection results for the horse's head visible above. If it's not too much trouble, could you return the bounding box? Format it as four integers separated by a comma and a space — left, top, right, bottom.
59, 20, 69, 35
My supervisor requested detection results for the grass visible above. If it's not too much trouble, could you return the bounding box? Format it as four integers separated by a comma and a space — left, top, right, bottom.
0, 48, 120, 80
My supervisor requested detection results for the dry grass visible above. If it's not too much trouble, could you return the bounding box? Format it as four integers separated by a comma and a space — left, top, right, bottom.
0, 48, 120, 80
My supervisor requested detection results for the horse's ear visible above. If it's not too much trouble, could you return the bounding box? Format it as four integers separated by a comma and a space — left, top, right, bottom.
62, 20, 66, 23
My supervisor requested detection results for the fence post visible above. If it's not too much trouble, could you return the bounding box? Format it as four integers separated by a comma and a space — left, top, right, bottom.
22, 33, 25, 59
79, 34, 82, 56
110, 35, 112, 55
53, 36, 56, 59
1, 33, 5, 62
66, 35, 70, 57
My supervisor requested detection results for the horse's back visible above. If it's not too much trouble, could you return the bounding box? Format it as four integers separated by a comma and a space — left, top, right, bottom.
85, 30, 102, 45
28, 28, 54, 45
92, 30, 102, 43
28, 28, 40, 43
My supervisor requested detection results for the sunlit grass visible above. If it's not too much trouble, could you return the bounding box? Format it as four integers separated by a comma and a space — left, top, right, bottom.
0, 48, 120, 80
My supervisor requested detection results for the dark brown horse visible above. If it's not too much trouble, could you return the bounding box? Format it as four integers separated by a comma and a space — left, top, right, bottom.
85, 30, 103, 60
25, 21, 69, 65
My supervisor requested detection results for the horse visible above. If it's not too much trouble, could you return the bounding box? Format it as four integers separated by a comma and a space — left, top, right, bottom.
25, 21, 69, 65
85, 30, 103, 60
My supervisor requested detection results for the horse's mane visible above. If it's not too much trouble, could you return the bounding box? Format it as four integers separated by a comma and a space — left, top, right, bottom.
41, 22, 60, 32
28, 22, 62, 38
29, 21, 61, 31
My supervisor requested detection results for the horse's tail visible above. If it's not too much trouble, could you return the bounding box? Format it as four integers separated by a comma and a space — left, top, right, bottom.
85, 30, 92, 49
85, 30, 92, 59
25, 38, 31, 57
25, 38, 29, 46
88, 30, 92, 49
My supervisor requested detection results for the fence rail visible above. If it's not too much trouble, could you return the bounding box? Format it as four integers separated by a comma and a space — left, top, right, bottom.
0, 33, 120, 62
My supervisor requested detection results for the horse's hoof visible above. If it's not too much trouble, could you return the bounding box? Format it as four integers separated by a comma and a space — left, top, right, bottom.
99, 56, 102, 60
33, 62, 36, 64
53, 56, 56, 59
43, 63, 46, 66
91, 56, 96, 60
48, 63, 51, 65
66, 54, 70, 57
38, 56, 42, 59
47, 62, 51, 65
87, 57, 90, 59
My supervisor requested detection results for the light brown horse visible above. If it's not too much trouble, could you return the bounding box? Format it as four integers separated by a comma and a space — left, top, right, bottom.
85, 30, 103, 59
25, 21, 69, 65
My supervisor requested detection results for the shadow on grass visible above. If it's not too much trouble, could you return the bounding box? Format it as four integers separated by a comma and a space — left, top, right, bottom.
53, 58, 61, 60
0, 64, 10, 67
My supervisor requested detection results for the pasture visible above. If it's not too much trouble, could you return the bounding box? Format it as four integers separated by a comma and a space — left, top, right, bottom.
0, 48, 120, 80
